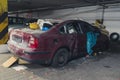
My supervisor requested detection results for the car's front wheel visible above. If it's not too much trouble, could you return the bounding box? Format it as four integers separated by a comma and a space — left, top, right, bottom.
52, 48, 69, 67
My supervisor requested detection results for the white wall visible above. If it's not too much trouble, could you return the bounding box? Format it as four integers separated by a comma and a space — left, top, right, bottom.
16, 5, 120, 33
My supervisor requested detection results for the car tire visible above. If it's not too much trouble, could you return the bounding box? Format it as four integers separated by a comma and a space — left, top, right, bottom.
52, 48, 69, 67
110, 32, 119, 42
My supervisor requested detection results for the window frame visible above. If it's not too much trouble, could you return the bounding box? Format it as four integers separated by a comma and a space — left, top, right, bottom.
59, 25, 67, 34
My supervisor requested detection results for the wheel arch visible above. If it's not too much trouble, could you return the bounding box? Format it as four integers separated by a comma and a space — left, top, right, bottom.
51, 46, 71, 61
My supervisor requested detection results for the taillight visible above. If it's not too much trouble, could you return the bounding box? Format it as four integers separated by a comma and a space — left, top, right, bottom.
28, 35, 38, 48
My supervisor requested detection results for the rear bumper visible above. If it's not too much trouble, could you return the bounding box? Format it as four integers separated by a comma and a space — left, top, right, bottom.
19, 56, 49, 64
8, 43, 51, 64
21, 51, 51, 64
24, 51, 50, 55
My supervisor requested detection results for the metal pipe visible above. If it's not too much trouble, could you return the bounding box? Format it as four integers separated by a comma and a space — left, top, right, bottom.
101, 5, 105, 24
9, 0, 120, 14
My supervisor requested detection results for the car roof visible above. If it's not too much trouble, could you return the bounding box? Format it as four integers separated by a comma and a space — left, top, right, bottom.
63, 20, 87, 23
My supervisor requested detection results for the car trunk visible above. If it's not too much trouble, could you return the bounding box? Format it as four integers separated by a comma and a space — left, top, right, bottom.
8, 28, 45, 50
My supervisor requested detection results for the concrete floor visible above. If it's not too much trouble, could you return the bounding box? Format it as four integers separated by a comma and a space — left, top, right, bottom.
0, 42, 120, 80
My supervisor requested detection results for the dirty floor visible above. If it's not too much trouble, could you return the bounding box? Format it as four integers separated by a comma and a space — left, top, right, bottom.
0, 42, 120, 80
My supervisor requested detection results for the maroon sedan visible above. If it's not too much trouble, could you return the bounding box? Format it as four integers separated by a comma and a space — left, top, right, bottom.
8, 20, 109, 67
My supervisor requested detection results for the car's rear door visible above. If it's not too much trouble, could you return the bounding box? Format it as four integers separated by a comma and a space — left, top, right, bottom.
64, 22, 78, 58
58, 22, 78, 57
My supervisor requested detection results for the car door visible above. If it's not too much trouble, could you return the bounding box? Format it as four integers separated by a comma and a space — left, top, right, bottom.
75, 21, 87, 56
64, 22, 79, 58
78, 21, 97, 55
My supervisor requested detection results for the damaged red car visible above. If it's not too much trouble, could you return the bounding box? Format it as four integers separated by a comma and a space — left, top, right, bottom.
7, 20, 109, 67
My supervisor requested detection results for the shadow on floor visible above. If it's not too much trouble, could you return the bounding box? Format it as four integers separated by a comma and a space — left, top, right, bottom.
108, 41, 120, 54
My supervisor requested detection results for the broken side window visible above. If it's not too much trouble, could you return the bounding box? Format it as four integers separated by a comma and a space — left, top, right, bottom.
59, 26, 66, 34
66, 23, 78, 34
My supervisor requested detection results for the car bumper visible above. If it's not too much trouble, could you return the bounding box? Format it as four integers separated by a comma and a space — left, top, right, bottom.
8, 43, 51, 64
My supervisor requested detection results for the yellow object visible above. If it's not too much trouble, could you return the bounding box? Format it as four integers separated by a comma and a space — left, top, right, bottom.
93, 19, 109, 36
0, 33, 8, 44
18, 59, 30, 64
100, 29, 109, 36
2, 56, 18, 68
29, 22, 39, 30
0, 0, 8, 44
93, 52, 97, 56
2, 56, 30, 68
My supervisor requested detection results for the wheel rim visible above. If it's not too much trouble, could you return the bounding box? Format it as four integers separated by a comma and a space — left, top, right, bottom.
52, 49, 69, 67
58, 54, 65, 64
57, 51, 67, 66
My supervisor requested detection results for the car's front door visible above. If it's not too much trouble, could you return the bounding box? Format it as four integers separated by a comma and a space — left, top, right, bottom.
77, 21, 97, 55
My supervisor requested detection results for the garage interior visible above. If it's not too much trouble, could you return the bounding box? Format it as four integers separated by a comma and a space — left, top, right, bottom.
0, 0, 120, 80
9, 0, 120, 33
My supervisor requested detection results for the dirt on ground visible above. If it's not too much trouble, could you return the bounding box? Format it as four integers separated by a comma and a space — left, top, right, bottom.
0, 42, 120, 80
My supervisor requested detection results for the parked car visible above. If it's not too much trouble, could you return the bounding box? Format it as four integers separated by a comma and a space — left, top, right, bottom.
8, 16, 26, 32
7, 20, 109, 67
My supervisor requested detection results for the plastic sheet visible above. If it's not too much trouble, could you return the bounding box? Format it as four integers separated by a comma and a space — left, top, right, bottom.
87, 32, 99, 55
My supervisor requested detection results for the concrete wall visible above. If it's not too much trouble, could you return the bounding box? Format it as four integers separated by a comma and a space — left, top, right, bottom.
13, 5, 120, 33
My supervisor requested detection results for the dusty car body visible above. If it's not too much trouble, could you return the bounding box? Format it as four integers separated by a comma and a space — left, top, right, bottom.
7, 20, 109, 67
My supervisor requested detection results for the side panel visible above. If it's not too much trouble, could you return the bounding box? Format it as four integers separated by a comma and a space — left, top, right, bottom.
94, 34, 109, 52
0, 0, 8, 44
77, 34, 87, 55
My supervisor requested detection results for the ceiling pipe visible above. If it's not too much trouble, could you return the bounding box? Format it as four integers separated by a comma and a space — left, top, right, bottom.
8, 3, 94, 14
9, 0, 120, 14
